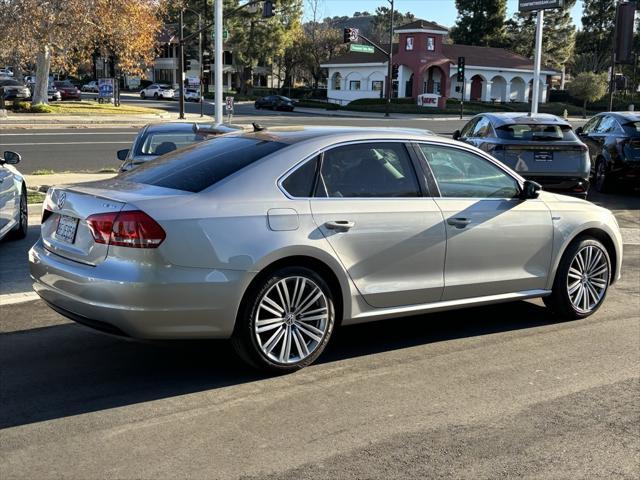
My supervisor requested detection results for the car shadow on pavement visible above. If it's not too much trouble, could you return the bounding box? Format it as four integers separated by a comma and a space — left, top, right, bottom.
0, 299, 559, 430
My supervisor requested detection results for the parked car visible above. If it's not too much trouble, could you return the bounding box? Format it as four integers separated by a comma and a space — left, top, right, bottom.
576, 111, 640, 192
117, 122, 240, 171
0, 79, 30, 102
30, 127, 622, 372
453, 113, 591, 197
0, 67, 14, 77
140, 84, 175, 100
179, 88, 201, 102
0, 151, 28, 242
27, 82, 61, 102
81, 81, 99, 92
254, 95, 295, 111
53, 80, 81, 100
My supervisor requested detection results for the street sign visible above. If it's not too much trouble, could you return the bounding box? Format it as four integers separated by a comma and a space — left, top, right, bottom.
211, 29, 229, 41
518, 0, 564, 12
225, 96, 234, 112
350, 44, 375, 54
417, 94, 439, 108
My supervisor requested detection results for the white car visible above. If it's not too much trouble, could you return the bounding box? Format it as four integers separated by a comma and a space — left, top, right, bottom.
0, 151, 27, 242
81, 81, 98, 92
140, 84, 175, 100
0, 67, 14, 77
182, 88, 201, 102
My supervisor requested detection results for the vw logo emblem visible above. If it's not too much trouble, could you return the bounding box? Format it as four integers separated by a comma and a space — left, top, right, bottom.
57, 192, 66, 210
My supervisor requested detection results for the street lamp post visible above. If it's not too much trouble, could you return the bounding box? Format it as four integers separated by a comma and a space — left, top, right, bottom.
530, 9, 544, 115
385, 0, 394, 118
214, 0, 223, 124
178, 9, 185, 120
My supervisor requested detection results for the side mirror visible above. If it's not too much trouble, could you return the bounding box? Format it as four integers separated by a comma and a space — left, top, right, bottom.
520, 179, 541, 200
575, 126, 584, 135
2, 151, 21, 165
452, 129, 461, 140
116, 149, 129, 161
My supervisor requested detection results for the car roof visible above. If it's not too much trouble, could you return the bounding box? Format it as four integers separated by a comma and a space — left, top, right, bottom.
143, 122, 200, 133
479, 112, 570, 127
226, 125, 438, 145
600, 111, 640, 122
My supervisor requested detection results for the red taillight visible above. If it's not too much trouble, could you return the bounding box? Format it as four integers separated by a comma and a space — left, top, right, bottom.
86, 210, 165, 248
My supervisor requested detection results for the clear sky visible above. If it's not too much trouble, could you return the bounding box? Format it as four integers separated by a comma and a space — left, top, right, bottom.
309, 0, 584, 28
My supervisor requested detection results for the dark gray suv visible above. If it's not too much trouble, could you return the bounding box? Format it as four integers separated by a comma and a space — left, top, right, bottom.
454, 113, 590, 197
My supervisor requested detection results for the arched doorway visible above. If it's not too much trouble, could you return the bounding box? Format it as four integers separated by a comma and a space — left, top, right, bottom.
470, 75, 484, 101
422, 66, 445, 95
490, 75, 507, 102
510, 77, 526, 102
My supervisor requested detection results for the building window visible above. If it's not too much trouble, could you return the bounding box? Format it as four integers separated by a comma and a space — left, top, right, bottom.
372, 80, 383, 91
427, 37, 435, 51
349, 80, 361, 90
154, 68, 174, 83
332, 72, 341, 90
405, 36, 414, 51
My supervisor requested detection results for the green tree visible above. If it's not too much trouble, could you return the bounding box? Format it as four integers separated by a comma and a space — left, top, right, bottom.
575, 0, 616, 72
568, 71, 608, 117
505, 1, 576, 72
369, 7, 416, 45
450, 0, 507, 47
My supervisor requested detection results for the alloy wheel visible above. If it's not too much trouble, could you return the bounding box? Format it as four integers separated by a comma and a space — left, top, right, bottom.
566, 245, 609, 314
596, 161, 607, 191
254, 276, 329, 365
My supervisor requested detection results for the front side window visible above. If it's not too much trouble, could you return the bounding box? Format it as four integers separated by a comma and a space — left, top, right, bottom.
460, 118, 479, 138
595, 116, 621, 134
349, 80, 361, 91
471, 117, 493, 138
582, 116, 601, 134
316, 143, 421, 198
419, 144, 519, 198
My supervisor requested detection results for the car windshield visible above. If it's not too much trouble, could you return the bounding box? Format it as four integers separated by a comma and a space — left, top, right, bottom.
134, 130, 209, 156
121, 136, 288, 192
0, 79, 21, 86
496, 124, 576, 141
158, 84, 171, 89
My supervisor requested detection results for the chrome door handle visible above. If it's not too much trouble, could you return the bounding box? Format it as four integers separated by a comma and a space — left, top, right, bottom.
447, 217, 471, 228
325, 220, 355, 231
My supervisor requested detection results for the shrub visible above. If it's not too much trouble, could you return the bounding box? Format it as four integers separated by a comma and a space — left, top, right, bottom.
11, 101, 31, 112
30, 103, 54, 113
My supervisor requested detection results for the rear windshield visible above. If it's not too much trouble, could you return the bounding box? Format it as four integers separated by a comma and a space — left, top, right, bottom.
134, 130, 209, 156
622, 121, 640, 136
496, 124, 577, 141
121, 136, 287, 192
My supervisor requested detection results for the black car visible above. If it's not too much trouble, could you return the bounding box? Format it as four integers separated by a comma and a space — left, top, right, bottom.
254, 95, 295, 111
453, 113, 591, 197
576, 112, 640, 193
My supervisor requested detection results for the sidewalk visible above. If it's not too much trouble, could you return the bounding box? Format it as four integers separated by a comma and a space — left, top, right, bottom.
25, 172, 116, 192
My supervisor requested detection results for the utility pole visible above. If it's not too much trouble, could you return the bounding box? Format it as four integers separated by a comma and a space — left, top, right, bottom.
385, 0, 394, 118
530, 9, 544, 115
214, 0, 223, 124
608, 1, 621, 112
178, 9, 185, 120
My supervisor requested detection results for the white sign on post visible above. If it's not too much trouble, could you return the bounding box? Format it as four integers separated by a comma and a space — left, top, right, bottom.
225, 96, 234, 112
417, 94, 439, 108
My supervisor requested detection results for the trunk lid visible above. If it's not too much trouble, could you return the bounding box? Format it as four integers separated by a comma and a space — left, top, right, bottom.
41, 179, 187, 265
491, 142, 588, 176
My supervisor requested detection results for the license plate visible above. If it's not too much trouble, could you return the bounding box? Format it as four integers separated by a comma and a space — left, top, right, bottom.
55, 215, 79, 243
534, 151, 553, 162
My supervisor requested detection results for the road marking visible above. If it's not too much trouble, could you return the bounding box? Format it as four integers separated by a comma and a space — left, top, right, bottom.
1, 141, 132, 146
0, 291, 39, 306
1, 132, 136, 136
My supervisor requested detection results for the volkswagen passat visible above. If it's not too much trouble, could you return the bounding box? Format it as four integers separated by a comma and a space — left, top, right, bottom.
29, 127, 623, 372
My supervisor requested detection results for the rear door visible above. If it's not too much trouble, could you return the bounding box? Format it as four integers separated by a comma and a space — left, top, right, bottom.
418, 143, 553, 301
309, 141, 447, 308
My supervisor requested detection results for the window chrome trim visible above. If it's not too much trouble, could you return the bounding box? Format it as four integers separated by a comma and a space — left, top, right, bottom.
277, 139, 427, 200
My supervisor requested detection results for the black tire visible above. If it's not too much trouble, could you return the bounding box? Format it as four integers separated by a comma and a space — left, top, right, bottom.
8, 186, 28, 240
140, 92, 145, 99
153, 93, 158, 99
543, 237, 611, 320
255, 103, 260, 109
595, 158, 613, 193
232, 266, 336, 372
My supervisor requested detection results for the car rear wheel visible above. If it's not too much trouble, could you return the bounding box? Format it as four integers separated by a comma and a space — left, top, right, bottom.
9, 186, 28, 240
153, 92, 158, 99
232, 266, 335, 372
544, 237, 611, 319
140, 92, 145, 99
595, 159, 613, 193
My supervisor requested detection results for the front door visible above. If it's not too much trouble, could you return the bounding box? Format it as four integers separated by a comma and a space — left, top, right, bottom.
310, 142, 446, 308
418, 143, 553, 301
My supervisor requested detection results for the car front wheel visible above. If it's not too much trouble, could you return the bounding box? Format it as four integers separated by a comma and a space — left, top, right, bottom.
544, 237, 611, 319
140, 92, 145, 99
232, 266, 336, 372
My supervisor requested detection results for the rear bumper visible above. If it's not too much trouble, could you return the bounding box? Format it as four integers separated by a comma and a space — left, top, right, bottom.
29, 239, 254, 339
527, 175, 590, 197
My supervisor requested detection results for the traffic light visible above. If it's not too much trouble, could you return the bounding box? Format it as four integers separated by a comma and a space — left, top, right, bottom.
457, 56, 465, 82
615, 1, 636, 64
391, 64, 399, 80
263, 0, 274, 18
343, 27, 358, 43
615, 74, 628, 92
185, 59, 192, 70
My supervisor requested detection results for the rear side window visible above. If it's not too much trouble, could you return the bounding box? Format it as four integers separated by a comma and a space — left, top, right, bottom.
622, 121, 640, 136
496, 124, 577, 141
135, 131, 207, 156
282, 157, 318, 197
315, 143, 420, 198
120, 136, 287, 192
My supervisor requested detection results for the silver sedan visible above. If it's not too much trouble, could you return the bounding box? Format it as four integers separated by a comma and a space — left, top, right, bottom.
0, 151, 28, 242
29, 127, 623, 372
